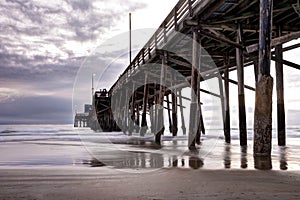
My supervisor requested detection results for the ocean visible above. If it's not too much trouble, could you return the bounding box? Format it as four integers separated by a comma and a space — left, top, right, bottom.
0, 124, 300, 172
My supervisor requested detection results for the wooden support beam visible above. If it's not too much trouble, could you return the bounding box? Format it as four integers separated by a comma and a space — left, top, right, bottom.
275, 26, 286, 146
172, 74, 178, 137
218, 75, 226, 143
140, 74, 149, 136
166, 95, 173, 133
129, 82, 136, 135
271, 57, 300, 70
178, 89, 186, 135
247, 31, 300, 53
188, 29, 199, 149
221, 77, 256, 91
196, 54, 202, 144
199, 29, 243, 49
172, 92, 178, 136
135, 104, 140, 133
236, 23, 247, 146
123, 89, 129, 133
224, 56, 231, 143
281, 43, 300, 53
254, 59, 259, 83
254, 0, 274, 169
156, 53, 167, 144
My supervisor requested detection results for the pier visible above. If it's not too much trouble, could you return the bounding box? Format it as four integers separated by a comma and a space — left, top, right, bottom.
88, 0, 300, 166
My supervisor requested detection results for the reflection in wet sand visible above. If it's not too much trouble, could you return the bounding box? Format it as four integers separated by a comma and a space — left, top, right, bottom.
254, 155, 272, 170
223, 144, 231, 169
279, 146, 288, 170
83, 134, 293, 171
189, 156, 204, 169
241, 146, 248, 169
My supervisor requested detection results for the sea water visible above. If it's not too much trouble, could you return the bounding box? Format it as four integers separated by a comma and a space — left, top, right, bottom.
0, 124, 300, 171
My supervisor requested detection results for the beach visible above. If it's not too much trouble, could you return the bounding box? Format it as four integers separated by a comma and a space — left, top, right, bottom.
1, 124, 300, 199
1, 167, 300, 200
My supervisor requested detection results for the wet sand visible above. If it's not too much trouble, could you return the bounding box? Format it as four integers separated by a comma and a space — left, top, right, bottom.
1, 167, 300, 200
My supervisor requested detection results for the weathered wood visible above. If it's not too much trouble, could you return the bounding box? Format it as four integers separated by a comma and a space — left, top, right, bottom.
129, 82, 136, 135
188, 29, 199, 149
123, 89, 129, 134
221, 77, 255, 92
135, 104, 140, 133
218, 75, 226, 143
271, 57, 300, 70
171, 73, 178, 137
166, 95, 173, 133
172, 92, 178, 136
199, 29, 243, 49
196, 67, 201, 145
275, 26, 286, 146
178, 89, 186, 135
254, 59, 258, 83
246, 31, 300, 53
156, 53, 167, 144
224, 57, 230, 143
140, 74, 149, 136
254, 76, 273, 156
236, 23, 247, 146
254, 0, 274, 162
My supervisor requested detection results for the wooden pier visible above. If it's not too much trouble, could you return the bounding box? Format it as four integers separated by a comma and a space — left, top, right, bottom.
92, 0, 300, 165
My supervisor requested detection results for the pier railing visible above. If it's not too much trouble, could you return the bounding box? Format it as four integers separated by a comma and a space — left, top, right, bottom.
110, 0, 202, 94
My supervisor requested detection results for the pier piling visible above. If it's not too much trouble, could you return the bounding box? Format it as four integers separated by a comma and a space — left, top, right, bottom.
254, 0, 274, 166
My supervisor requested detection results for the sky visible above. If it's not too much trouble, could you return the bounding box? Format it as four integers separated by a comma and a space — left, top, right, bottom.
0, 0, 299, 128
0, 0, 178, 124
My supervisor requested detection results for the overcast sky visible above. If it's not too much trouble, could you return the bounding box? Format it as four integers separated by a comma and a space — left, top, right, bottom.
0, 0, 299, 127
0, 0, 179, 124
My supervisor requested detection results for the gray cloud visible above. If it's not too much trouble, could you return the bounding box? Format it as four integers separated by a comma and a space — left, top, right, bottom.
0, 0, 147, 124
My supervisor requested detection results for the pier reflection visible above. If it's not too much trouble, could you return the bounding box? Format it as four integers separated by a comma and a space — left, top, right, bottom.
241, 146, 248, 169
279, 146, 288, 170
83, 138, 290, 170
223, 144, 231, 169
